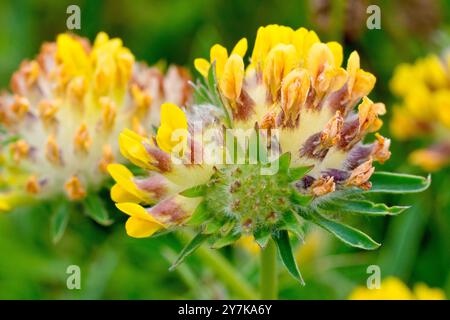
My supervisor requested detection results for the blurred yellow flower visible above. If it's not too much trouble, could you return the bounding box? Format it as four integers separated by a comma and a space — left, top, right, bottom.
390, 52, 450, 171
349, 277, 446, 300
0, 32, 191, 213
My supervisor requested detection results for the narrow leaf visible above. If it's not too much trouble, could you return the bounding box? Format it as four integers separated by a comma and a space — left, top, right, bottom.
253, 227, 271, 249
290, 191, 314, 206
204, 219, 223, 234
367, 172, 431, 194
309, 212, 380, 250
207, 61, 222, 106
256, 129, 269, 164
273, 230, 305, 285
187, 202, 210, 226
180, 184, 207, 198
277, 152, 291, 173
317, 199, 409, 216
211, 229, 241, 249
50, 201, 71, 243
288, 165, 314, 182
83, 193, 113, 226
170, 233, 210, 271
279, 210, 304, 238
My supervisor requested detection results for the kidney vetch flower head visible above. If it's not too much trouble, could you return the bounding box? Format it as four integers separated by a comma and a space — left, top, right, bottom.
390, 51, 450, 171
0, 32, 191, 232
110, 24, 429, 283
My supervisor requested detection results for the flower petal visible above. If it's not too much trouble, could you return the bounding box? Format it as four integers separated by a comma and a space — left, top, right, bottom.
194, 58, 210, 78
231, 38, 248, 57
125, 216, 163, 238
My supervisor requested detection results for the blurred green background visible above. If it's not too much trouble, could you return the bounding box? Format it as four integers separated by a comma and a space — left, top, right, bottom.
0, 0, 449, 299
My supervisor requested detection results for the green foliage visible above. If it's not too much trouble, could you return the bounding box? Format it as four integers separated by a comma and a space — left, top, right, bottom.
305, 211, 380, 250
273, 230, 305, 285
83, 193, 113, 226
170, 233, 210, 271
317, 199, 409, 216
50, 201, 71, 244
365, 172, 431, 194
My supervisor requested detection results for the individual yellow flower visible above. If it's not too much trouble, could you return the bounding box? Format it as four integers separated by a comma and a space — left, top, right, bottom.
110, 25, 428, 282
0, 32, 191, 218
390, 52, 450, 171
194, 38, 247, 79
156, 103, 188, 155
349, 277, 446, 300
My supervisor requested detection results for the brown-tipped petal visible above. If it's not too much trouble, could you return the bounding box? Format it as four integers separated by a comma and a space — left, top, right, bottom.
320, 110, 343, 148
358, 97, 386, 133
25, 175, 40, 194
64, 175, 86, 200
46, 135, 62, 165
371, 133, 391, 164
74, 123, 92, 153
280, 68, 310, 126
99, 97, 117, 130
131, 84, 152, 113
98, 144, 114, 173
10, 139, 30, 163
67, 76, 87, 102
311, 176, 335, 196
10, 95, 29, 121
346, 158, 374, 189
38, 99, 59, 126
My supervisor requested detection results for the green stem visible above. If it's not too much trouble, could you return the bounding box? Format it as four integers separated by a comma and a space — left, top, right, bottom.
195, 245, 258, 300
178, 230, 257, 300
260, 239, 278, 299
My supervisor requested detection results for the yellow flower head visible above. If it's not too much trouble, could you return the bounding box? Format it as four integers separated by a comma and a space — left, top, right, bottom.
390, 52, 450, 171
349, 277, 446, 300
0, 32, 191, 213
193, 24, 385, 191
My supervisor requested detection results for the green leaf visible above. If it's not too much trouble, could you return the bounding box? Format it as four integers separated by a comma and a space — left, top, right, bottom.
192, 82, 211, 104
279, 210, 304, 238
180, 184, 207, 198
277, 152, 291, 173
83, 193, 113, 226
187, 202, 210, 226
211, 229, 241, 249
253, 227, 271, 248
367, 172, 431, 194
256, 129, 269, 164
204, 218, 223, 234
207, 61, 222, 106
308, 212, 380, 250
50, 201, 71, 243
170, 233, 210, 271
272, 230, 305, 285
290, 191, 314, 206
317, 199, 409, 216
288, 165, 314, 182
